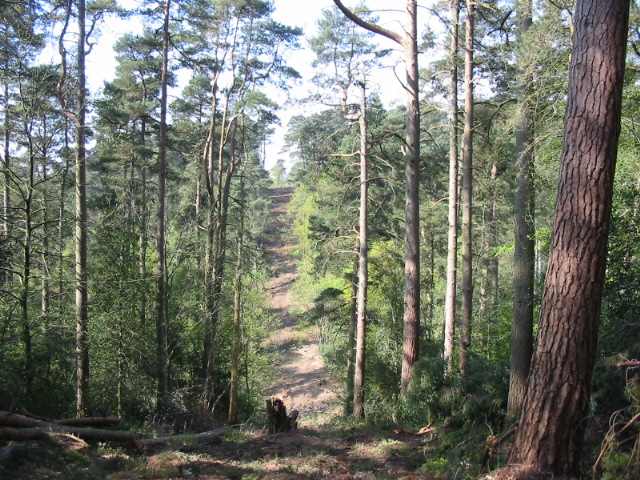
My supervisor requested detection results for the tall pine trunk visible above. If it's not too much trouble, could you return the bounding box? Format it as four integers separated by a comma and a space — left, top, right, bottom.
203, 115, 240, 409
19, 141, 36, 408
508, 0, 535, 415
443, 0, 459, 378
506, 1, 629, 476
1, 78, 10, 285
459, 0, 474, 377
75, 0, 89, 417
345, 254, 358, 415
155, 0, 171, 412
228, 172, 245, 425
353, 85, 368, 418
332, 0, 421, 396
399, 0, 421, 394
479, 164, 499, 352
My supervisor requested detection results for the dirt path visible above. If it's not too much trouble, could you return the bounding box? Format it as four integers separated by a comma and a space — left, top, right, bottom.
264, 186, 342, 426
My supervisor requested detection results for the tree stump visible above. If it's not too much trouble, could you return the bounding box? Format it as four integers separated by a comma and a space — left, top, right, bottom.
265, 397, 298, 434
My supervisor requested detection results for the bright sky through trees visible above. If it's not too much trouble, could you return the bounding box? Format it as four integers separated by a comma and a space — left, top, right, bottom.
81, 0, 421, 170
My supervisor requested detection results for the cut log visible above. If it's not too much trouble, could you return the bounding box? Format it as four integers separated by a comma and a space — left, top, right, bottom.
0, 411, 39, 428
138, 427, 227, 448
0, 424, 137, 443
0, 411, 225, 449
619, 360, 640, 368
1, 411, 120, 429
54, 416, 121, 427
265, 397, 298, 434
0, 412, 134, 442
0, 426, 49, 442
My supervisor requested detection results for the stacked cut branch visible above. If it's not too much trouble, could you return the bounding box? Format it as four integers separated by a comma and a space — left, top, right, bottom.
265, 397, 298, 434
0, 411, 226, 451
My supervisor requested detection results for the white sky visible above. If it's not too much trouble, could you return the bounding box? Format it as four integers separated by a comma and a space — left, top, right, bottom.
84, 0, 425, 170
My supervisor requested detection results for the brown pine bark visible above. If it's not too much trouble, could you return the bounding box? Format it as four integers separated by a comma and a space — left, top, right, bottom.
508, 0, 535, 416
459, 0, 474, 377
399, 0, 421, 394
75, 0, 89, 417
506, 1, 630, 477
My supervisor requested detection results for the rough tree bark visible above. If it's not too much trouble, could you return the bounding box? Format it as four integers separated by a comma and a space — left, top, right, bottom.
508, 0, 535, 416
75, 0, 89, 417
504, 1, 630, 477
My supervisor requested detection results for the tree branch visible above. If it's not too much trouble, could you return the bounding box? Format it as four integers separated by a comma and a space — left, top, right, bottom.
332, 0, 404, 45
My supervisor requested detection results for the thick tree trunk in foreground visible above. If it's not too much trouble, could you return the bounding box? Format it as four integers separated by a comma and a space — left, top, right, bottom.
399, 0, 421, 394
508, 0, 535, 416
506, 1, 629, 477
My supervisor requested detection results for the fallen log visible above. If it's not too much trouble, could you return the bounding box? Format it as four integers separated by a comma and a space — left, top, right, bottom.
619, 360, 640, 368
0, 411, 227, 449
0, 411, 39, 429
1, 411, 121, 429
54, 416, 121, 428
0, 426, 49, 442
0, 422, 137, 443
0, 427, 89, 449
138, 427, 227, 448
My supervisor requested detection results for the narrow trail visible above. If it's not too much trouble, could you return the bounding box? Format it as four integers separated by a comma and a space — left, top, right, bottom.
264, 186, 342, 427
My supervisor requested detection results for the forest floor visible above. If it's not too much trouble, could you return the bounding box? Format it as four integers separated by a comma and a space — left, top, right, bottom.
0, 186, 442, 480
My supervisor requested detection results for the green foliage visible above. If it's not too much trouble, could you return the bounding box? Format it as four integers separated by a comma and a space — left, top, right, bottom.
288, 184, 321, 280
269, 159, 287, 186
398, 355, 508, 429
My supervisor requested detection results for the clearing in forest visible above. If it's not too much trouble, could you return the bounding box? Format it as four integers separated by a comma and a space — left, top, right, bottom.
263, 186, 342, 426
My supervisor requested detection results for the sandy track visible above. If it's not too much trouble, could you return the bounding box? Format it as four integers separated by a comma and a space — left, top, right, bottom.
264, 187, 342, 426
